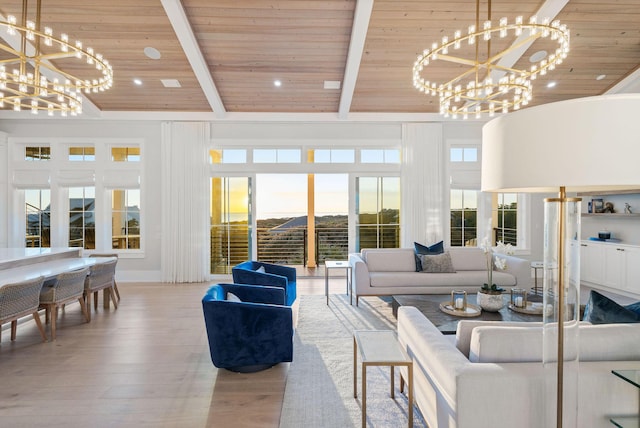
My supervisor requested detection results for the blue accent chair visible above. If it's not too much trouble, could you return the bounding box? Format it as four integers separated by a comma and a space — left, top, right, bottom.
202, 283, 293, 373
232, 261, 297, 306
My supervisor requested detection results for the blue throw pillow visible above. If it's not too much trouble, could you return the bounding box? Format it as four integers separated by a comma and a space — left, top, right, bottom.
582, 290, 640, 324
414, 241, 444, 272
625, 301, 640, 315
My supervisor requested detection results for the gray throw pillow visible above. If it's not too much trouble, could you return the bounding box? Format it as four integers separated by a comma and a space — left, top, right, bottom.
419, 251, 456, 273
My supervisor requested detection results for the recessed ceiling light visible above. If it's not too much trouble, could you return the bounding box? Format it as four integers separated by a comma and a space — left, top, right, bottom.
274, 80, 282, 87
161, 79, 181, 88
596, 74, 607, 81
133, 78, 143, 86
324, 80, 341, 90
529, 50, 548, 63
547, 81, 557, 88
144, 47, 161, 60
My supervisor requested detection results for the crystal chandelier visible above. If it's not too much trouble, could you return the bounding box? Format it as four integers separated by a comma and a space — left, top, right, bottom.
412, 0, 570, 119
0, 0, 113, 116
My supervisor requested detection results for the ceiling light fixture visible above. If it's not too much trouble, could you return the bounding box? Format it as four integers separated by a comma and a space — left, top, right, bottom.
412, 0, 570, 119
274, 80, 282, 87
133, 79, 143, 86
547, 81, 557, 88
0, 0, 113, 116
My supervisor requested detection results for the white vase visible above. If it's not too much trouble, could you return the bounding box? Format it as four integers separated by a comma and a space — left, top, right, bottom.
477, 291, 504, 312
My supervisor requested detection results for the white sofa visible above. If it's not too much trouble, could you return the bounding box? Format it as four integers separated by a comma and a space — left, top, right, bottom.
397, 306, 640, 428
348, 247, 530, 305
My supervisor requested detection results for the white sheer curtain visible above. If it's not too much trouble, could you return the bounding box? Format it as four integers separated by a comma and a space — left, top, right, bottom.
161, 122, 210, 282
401, 123, 444, 247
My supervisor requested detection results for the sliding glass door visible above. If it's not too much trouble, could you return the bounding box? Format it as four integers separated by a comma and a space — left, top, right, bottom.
210, 177, 251, 274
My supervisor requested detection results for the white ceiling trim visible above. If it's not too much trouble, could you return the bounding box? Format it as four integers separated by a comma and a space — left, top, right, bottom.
606, 66, 640, 94
160, 0, 226, 118
338, 0, 374, 120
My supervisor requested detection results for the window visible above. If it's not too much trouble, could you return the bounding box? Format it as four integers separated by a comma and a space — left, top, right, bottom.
494, 193, 518, 246
312, 149, 355, 163
210, 149, 247, 164
450, 147, 478, 162
361, 149, 401, 164
25, 189, 51, 248
112, 189, 140, 249
254, 149, 301, 163
111, 147, 140, 162
69, 187, 95, 249
69, 146, 95, 161
356, 177, 400, 250
25, 146, 50, 161
450, 189, 477, 246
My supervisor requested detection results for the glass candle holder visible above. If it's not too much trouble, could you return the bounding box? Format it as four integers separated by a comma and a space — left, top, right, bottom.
510, 288, 527, 308
451, 290, 467, 311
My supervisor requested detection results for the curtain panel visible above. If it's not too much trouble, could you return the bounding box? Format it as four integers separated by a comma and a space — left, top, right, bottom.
401, 123, 444, 248
161, 122, 210, 282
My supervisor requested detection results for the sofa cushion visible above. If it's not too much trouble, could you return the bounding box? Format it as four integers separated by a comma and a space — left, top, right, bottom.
465, 321, 640, 363
363, 248, 416, 272
419, 251, 455, 273
448, 248, 487, 271
414, 241, 444, 271
583, 290, 640, 324
456, 320, 542, 358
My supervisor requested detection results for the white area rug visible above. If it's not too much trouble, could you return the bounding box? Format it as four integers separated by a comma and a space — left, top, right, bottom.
279, 294, 427, 428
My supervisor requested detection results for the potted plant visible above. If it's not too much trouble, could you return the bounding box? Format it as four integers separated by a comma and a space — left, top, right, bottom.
477, 239, 513, 312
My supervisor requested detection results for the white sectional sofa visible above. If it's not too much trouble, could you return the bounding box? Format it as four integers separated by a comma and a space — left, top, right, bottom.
397, 306, 640, 428
348, 247, 530, 305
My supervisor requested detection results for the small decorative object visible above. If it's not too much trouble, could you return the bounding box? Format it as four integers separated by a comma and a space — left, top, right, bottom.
625, 203, 632, 214
451, 290, 467, 311
598, 230, 611, 240
478, 234, 513, 312
592, 198, 604, 213
587, 201, 592, 213
603, 202, 615, 213
510, 288, 527, 308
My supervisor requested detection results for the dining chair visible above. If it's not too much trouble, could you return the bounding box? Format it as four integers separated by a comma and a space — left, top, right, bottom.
89, 253, 120, 301
39, 267, 90, 341
84, 259, 118, 322
0, 276, 47, 343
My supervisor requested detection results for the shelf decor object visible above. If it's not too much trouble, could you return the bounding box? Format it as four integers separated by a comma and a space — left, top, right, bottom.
412, 0, 570, 119
0, 0, 113, 116
481, 94, 640, 428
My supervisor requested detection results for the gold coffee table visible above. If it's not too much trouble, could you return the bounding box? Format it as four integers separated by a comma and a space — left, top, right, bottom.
353, 330, 414, 428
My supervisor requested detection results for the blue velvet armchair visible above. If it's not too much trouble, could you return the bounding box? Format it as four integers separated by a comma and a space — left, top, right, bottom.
202, 283, 293, 373
232, 261, 297, 306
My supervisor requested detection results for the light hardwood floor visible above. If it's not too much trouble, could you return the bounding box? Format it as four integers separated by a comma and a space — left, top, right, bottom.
0, 275, 347, 428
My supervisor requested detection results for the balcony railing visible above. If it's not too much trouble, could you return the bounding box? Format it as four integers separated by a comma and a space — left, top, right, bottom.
210, 223, 400, 274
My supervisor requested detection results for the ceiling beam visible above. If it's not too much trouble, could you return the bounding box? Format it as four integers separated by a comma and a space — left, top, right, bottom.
338, 0, 374, 120
160, 0, 226, 118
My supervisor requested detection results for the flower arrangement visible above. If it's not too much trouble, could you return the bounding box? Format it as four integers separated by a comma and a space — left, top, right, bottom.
479, 238, 514, 294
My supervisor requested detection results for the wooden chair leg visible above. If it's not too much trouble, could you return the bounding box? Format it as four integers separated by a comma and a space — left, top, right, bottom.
32, 312, 48, 342
78, 297, 90, 323
86, 294, 92, 322
11, 320, 17, 340
103, 289, 109, 309
113, 280, 121, 301
110, 287, 118, 309
45, 307, 50, 324
50, 306, 58, 341
94, 292, 98, 311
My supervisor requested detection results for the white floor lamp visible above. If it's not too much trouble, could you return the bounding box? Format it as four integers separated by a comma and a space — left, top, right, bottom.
481, 94, 640, 427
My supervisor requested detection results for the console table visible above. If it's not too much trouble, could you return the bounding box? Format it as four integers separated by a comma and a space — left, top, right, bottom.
353, 330, 413, 428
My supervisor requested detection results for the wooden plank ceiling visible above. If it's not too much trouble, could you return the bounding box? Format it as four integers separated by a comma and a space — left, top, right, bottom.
0, 0, 638, 117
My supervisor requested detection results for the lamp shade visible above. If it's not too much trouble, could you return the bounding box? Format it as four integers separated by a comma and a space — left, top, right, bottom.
481, 94, 640, 193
